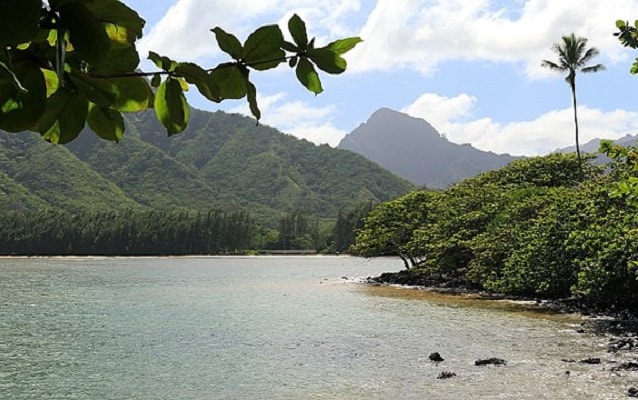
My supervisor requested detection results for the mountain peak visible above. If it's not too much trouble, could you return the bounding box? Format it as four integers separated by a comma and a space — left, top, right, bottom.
338, 108, 519, 188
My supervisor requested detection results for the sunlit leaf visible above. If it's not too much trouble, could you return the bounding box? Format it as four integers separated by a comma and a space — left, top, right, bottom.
211, 27, 243, 60
243, 25, 285, 71
35, 87, 88, 144
41, 68, 59, 97
108, 76, 153, 112
154, 78, 189, 135
327, 37, 362, 55
104, 23, 137, 47
0, 61, 46, 132
295, 57, 322, 94
288, 14, 308, 50
210, 63, 247, 99
87, 0, 145, 40
0, 0, 41, 46
58, 2, 111, 66
87, 102, 124, 141
307, 48, 347, 74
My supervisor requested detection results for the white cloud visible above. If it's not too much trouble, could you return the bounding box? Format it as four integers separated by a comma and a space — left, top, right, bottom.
403, 93, 638, 156
227, 92, 348, 146
138, 0, 362, 63
349, 0, 637, 77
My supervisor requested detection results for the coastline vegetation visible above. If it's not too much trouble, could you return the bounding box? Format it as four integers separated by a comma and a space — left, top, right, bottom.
350, 151, 638, 312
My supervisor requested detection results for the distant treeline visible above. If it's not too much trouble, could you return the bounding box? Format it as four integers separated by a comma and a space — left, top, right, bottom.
0, 205, 372, 256
0, 209, 253, 255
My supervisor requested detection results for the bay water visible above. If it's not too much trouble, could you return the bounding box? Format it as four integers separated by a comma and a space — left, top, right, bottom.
0, 256, 634, 399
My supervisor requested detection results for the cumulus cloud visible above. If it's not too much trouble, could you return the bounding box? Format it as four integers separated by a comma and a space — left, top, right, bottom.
138, 0, 361, 63
348, 0, 636, 77
403, 93, 638, 156
227, 93, 348, 146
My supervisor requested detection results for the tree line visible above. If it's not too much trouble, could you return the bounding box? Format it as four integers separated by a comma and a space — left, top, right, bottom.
0, 205, 371, 255
351, 152, 638, 310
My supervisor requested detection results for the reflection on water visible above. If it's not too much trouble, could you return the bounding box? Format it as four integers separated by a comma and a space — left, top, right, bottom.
0, 256, 635, 399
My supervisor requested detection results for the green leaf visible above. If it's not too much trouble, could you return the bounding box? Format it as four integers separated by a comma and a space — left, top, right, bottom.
154, 77, 189, 135
91, 45, 140, 75
327, 37, 363, 55
86, 0, 145, 40
211, 27, 243, 60
0, 61, 47, 132
617, 20, 627, 29
288, 14, 308, 50
282, 41, 298, 53
35, 87, 88, 144
307, 48, 347, 74
58, 2, 111, 66
295, 57, 322, 94
243, 25, 285, 71
87, 102, 124, 141
68, 72, 115, 107
210, 63, 247, 99
148, 51, 177, 71
108, 76, 153, 112
175, 62, 220, 102
246, 79, 260, 120
151, 74, 161, 88
0, 0, 41, 46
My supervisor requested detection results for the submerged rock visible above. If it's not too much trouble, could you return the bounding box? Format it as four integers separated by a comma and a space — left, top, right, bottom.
437, 371, 456, 379
475, 357, 507, 366
428, 352, 444, 363
579, 357, 601, 365
629, 387, 638, 397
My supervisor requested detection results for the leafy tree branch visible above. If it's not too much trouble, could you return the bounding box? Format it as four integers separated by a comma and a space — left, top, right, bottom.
0, 1, 361, 143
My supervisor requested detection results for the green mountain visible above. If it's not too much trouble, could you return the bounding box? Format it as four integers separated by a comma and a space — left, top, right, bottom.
1, 108, 414, 226
0, 132, 140, 212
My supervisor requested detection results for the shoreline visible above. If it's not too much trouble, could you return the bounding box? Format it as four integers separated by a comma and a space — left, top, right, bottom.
366, 270, 638, 335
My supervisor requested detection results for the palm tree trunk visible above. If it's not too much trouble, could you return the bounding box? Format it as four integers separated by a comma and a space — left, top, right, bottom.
571, 83, 583, 181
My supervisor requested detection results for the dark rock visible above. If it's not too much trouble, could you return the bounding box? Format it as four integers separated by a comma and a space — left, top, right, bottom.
608, 337, 638, 352
561, 359, 576, 363
429, 352, 444, 363
611, 361, 638, 371
437, 371, 456, 379
578, 358, 601, 365
475, 358, 507, 366
629, 387, 638, 397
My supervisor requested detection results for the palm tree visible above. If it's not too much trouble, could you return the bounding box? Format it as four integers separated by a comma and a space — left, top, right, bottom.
541, 33, 605, 180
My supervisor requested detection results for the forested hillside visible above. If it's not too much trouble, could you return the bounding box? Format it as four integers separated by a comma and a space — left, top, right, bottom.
0, 108, 414, 254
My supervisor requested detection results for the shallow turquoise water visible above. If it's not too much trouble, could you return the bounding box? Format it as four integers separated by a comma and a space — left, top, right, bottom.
0, 256, 633, 399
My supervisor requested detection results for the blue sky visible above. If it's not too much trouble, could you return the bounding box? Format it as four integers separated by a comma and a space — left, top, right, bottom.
123, 0, 638, 156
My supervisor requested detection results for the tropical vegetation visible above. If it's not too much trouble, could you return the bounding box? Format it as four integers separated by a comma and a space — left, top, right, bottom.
0, 1, 361, 142
351, 152, 638, 310
541, 33, 605, 180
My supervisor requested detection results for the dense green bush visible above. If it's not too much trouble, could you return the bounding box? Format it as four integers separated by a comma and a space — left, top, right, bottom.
351, 152, 638, 311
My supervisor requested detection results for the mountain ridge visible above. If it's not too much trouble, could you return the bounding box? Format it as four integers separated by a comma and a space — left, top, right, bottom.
338, 108, 519, 188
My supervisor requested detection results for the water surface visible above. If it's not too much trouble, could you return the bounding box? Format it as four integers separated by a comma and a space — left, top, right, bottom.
0, 256, 633, 399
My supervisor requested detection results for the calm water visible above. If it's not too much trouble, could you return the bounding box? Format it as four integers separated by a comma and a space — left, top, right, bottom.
0, 256, 634, 399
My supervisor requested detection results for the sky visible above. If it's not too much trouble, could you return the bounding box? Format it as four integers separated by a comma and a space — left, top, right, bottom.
122, 0, 638, 156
